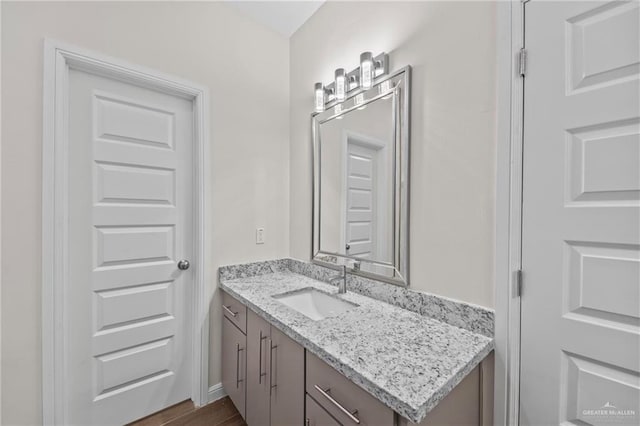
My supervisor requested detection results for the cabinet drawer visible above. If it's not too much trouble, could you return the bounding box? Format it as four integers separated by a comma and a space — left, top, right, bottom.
306, 352, 394, 426
306, 394, 341, 426
222, 291, 247, 334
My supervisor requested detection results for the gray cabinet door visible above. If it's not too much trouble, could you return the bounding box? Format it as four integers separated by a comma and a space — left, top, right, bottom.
307, 395, 341, 426
246, 310, 271, 426
270, 327, 304, 426
222, 317, 246, 419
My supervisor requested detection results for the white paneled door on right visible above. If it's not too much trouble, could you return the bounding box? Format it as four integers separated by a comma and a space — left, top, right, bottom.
520, 1, 639, 425
66, 68, 194, 424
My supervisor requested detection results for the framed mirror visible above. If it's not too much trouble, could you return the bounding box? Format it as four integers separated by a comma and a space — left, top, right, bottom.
312, 67, 410, 285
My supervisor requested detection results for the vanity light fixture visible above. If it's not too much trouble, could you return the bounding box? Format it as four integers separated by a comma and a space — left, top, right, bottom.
334, 68, 347, 102
313, 52, 388, 111
360, 51, 374, 89
314, 82, 326, 112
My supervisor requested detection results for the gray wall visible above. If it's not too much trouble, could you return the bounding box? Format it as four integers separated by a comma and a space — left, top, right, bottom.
290, 1, 497, 307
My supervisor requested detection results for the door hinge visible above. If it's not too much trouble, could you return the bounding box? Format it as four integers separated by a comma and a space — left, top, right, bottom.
518, 48, 527, 77
513, 269, 523, 297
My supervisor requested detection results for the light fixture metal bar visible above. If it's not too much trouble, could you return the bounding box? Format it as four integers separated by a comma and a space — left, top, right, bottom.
346, 68, 360, 92
373, 52, 389, 76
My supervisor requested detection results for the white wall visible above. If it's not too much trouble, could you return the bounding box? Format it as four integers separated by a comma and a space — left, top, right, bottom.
290, 1, 497, 308
0, 2, 289, 424
2, 1, 499, 423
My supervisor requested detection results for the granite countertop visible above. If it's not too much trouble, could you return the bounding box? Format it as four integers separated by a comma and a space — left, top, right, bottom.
220, 269, 494, 423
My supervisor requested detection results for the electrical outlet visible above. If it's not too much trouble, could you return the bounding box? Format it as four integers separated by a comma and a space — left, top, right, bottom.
256, 228, 265, 244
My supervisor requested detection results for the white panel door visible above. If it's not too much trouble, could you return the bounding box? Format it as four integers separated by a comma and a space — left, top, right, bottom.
345, 143, 377, 259
520, 1, 639, 425
66, 68, 194, 425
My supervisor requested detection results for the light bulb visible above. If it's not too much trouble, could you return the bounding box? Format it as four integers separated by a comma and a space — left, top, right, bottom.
314, 82, 325, 112
334, 68, 347, 102
360, 52, 374, 90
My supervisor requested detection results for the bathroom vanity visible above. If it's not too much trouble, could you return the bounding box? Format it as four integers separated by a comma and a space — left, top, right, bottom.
221, 59, 493, 425
219, 259, 494, 426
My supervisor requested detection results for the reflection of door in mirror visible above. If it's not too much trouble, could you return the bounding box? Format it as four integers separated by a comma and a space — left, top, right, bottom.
341, 132, 390, 263
318, 95, 394, 262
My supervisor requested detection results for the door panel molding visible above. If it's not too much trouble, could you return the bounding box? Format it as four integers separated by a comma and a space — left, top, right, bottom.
42, 39, 211, 425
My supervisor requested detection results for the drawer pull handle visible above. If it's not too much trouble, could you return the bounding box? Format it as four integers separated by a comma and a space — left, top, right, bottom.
223, 305, 238, 317
236, 344, 244, 388
270, 342, 278, 393
258, 331, 268, 384
314, 385, 361, 424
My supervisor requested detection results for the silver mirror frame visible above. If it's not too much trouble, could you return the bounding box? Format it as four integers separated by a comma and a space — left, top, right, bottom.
312, 66, 411, 286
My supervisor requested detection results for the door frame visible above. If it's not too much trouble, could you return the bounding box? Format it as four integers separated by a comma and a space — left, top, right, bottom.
41, 39, 211, 425
494, 1, 525, 425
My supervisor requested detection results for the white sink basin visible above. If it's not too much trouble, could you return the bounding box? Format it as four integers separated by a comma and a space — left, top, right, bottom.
272, 288, 358, 321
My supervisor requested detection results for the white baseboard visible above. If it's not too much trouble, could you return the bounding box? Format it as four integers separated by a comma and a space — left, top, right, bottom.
208, 383, 227, 403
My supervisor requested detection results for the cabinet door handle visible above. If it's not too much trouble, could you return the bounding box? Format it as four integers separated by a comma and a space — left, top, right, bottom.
269, 340, 278, 394
236, 344, 244, 388
223, 305, 238, 317
313, 385, 361, 424
258, 331, 268, 384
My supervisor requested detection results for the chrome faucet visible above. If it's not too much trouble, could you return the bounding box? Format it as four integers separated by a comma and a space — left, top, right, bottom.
329, 265, 348, 294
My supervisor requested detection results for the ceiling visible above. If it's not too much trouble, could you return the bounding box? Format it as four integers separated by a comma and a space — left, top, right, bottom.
225, 0, 325, 38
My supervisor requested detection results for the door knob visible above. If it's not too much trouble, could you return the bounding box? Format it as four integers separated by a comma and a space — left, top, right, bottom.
345, 244, 351, 250
177, 259, 190, 270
